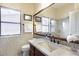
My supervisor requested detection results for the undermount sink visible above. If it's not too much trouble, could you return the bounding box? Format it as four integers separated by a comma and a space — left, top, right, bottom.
38, 42, 55, 52
35, 39, 60, 52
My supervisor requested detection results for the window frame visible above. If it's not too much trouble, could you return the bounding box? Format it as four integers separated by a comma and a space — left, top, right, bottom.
35, 16, 42, 32
50, 19, 56, 33
35, 16, 56, 33
41, 16, 50, 33
61, 16, 69, 37
24, 14, 32, 21
0, 6, 21, 36
35, 16, 41, 22
23, 14, 33, 33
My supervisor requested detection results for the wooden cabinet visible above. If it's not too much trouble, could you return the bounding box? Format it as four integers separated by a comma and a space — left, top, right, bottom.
29, 43, 35, 56
34, 47, 45, 56
29, 43, 45, 56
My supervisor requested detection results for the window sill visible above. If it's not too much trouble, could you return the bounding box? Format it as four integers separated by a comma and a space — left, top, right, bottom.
0, 34, 20, 38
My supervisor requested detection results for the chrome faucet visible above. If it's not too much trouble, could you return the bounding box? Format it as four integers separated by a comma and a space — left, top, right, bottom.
45, 33, 53, 42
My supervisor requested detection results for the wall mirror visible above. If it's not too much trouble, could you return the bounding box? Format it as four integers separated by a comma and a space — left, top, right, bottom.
34, 3, 79, 38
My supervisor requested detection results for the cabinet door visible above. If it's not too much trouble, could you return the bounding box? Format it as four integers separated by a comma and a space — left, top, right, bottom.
29, 44, 35, 56
30, 44, 45, 56
35, 48, 45, 56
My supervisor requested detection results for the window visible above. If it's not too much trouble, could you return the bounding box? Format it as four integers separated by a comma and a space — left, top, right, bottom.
24, 14, 32, 32
35, 22, 42, 32
0, 7, 21, 35
35, 16, 56, 33
41, 17, 50, 32
35, 16, 41, 22
24, 14, 32, 21
62, 17, 69, 37
24, 21, 33, 32
35, 16, 42, 32
50, 20, 56, 32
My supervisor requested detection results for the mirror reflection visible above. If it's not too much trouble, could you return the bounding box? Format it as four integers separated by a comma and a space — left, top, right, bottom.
34, 3, 77, 38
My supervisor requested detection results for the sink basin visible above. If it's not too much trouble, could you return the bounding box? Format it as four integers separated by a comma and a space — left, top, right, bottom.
36, 39, 59, 52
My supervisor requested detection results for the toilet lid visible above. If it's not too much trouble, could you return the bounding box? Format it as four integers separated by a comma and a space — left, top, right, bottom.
22, 44, 30, 51
22, 44, 29, 48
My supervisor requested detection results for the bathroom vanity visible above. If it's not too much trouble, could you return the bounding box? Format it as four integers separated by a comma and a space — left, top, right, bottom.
29, 38, 61, 56
29, 43, 45, 56
29, 38, 79, 56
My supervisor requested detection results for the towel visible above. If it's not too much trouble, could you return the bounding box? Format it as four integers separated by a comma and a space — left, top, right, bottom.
67, 34, 79, 43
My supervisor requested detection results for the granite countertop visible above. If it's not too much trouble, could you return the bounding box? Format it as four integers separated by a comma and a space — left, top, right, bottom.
29, 38, 79, 56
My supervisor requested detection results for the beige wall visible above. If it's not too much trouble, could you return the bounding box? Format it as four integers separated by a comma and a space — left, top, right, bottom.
55, 3, 75, 19
37, 6, 56, 19
0, 33, 33, 56
36, 3, 76, 20
34, 3, 53, 14
0, 3, 34, 56
53, 3, 79, 19
0, 3, 37, 15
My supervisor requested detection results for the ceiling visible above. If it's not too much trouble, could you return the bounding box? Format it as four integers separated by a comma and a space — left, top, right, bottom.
51, 3, 74, 8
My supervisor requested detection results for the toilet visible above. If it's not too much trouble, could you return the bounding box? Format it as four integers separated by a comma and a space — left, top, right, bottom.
21, 44, 30, 56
